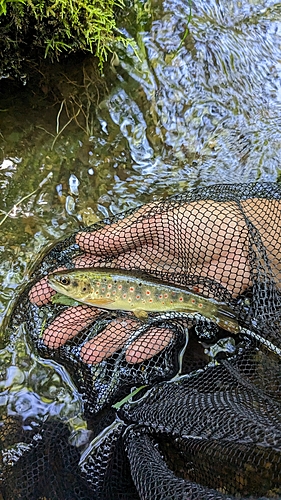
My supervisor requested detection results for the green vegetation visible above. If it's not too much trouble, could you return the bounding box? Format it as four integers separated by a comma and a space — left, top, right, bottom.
0, 0, 133, 76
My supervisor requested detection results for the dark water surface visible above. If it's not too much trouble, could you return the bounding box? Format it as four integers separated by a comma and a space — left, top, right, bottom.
0, 0, 281, 458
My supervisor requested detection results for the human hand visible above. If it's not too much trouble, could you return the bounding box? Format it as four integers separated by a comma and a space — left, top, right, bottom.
29, 198, 253, 364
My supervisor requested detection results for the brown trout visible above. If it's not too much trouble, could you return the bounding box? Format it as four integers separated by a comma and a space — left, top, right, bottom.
48, 268, 239, 333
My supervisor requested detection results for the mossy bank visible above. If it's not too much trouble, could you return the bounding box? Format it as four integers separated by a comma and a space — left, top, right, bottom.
0, 0, 133, 78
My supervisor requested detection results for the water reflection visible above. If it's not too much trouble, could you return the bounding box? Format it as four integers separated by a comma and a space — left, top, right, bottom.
100, 0, 281, 189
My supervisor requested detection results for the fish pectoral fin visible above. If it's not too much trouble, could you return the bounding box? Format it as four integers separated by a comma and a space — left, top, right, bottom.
85, 298, 115, 306
133, 310, 148, 320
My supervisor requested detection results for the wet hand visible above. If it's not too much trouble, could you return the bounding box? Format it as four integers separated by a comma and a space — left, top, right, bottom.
29, 200, 252, 364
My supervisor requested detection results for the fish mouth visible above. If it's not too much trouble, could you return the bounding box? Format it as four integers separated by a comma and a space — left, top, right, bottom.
48, 274, 57, 287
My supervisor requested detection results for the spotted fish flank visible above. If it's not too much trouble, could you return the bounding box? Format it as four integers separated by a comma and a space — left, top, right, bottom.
48, 267, 239, 334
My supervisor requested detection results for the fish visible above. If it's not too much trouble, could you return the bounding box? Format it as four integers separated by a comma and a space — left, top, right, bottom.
48, 268, 239, 334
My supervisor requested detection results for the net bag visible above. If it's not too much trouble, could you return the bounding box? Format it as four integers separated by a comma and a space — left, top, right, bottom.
1, 182, 281, 499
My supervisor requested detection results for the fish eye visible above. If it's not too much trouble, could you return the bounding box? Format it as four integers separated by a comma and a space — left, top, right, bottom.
59, 276, 70, 286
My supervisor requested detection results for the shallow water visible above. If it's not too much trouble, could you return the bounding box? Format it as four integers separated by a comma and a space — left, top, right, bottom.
0, 0, 281, 455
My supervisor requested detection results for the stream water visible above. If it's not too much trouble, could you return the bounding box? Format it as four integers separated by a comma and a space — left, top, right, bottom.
0, 0, 281, 488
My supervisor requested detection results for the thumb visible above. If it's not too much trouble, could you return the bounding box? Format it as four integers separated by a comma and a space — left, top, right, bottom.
76, 204, 161, 256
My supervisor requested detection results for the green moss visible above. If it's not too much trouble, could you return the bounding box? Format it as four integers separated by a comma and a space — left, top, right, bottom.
0, 0, 133, 76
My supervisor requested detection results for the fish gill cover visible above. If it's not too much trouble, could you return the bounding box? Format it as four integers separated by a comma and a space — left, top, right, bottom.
1, 182, 281, 499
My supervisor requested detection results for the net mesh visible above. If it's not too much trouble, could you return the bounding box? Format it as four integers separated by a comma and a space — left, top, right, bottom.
1, 182, 281, 499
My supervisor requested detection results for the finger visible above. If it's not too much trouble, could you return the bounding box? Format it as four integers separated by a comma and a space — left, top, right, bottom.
76, 204, 161, 256
42, 305, 100, 349
29, 266, 67, 305
75, 223, 149, 256
73, 254, 102, 268
29, 276, 56, 306
80, 319, 174, 365
125, 327, 174, 363
80, 318, 138, 364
